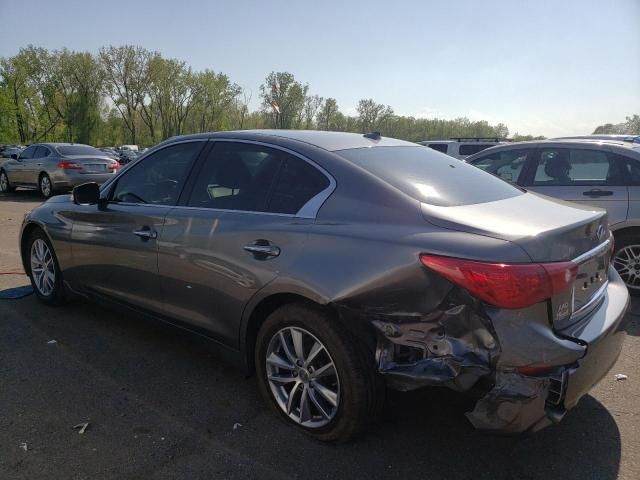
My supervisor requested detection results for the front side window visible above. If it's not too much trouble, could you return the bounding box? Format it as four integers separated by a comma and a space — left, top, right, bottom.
532, 148, 616, 186
471, 149, 530, 183
111, 141, 203, 205
19, 145, 37, 159
187, 142, 330, 215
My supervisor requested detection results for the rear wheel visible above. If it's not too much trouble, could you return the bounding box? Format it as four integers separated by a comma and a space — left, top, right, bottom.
26, 229, 65, 304
612, 233, 640, 296
39, 173, 54, 198
0, 170, 15, 193
255, 303, 383, 442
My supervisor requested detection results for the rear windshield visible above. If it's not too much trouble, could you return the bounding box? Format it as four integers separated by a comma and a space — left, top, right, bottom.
337, 146, 523, 207
56, 145, 104, 156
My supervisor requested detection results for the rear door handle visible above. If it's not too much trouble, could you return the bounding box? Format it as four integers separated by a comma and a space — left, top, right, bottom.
133, 228, 158, 240
243, 242, 280, 258
583, 189, 613, 197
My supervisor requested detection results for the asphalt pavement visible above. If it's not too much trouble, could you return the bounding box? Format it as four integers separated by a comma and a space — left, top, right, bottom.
1, 190, 639, 480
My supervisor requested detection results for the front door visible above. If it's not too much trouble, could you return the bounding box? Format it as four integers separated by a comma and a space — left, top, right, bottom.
66, 140, 206, 312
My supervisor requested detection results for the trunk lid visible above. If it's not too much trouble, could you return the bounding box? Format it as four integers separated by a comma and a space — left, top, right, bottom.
64, 155, 116, 174
421, 191, 611, 327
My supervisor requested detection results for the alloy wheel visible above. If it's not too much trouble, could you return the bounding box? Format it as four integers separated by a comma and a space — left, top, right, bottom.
0, 172, 8, 192
265, 326, 341, 428
613, 245, 640, 290
40, 175, 51, 197
30, 238, 55, 296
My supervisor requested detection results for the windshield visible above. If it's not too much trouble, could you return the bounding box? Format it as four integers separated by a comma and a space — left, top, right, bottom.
56, 145, 104, 156
337, 146, 524, 207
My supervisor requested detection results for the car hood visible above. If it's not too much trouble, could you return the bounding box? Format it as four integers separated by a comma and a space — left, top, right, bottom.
421, 191, 608, 262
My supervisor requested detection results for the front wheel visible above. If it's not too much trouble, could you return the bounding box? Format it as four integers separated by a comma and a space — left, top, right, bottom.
612, 233, 640, 296
0, 170, 15, 193
26, 229, 65, 304
255, 303, 383, 442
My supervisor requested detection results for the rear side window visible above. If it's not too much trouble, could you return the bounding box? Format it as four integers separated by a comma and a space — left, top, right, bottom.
338, 146, 523, 207
426, 143, 448, 153
458, 144, 494, 156
471, 149, 530, 183
111, 141, 203, 205
613, 153, 640, 186
532, 148, 617, 186
19, 145, 37, 159
187, 142, 329, 215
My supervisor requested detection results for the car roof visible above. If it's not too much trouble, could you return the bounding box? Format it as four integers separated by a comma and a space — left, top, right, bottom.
166, 130, 416, 152
465, 139, 640, 159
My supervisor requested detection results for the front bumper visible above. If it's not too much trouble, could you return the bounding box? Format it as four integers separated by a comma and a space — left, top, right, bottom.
374, 266, 629, 433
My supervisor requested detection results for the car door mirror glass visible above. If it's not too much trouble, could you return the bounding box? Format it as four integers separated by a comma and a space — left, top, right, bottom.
73, 182, 100, 205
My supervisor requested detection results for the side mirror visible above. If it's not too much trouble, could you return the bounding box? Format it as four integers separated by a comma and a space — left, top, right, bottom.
73, 182, 100, 205
11, 154, 18, 160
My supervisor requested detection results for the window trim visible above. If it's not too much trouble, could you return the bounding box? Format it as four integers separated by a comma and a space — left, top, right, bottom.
178, 138, 336, 219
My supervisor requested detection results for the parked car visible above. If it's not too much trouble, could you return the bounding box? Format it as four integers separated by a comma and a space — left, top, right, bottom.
1, 145, 24, 158
466, 139, 640, 293
554, 134, 640, 144
20, 130, 628, 441
0, 143, 120, 198
417, 137, 506, 159
99, 147, 120, 160
118, 149, 139, 165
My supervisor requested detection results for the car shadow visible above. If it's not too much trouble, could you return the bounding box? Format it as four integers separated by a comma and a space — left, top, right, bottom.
7, 298, 622, 480
0, 189, 48, 203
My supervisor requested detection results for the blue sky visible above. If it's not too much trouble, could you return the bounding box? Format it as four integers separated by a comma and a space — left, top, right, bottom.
1, 0, 638, 137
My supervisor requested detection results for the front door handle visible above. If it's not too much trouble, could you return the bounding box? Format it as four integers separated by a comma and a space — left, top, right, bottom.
243, 242, 280, 258
133, 228, 158, 240
583, 189, 613, 197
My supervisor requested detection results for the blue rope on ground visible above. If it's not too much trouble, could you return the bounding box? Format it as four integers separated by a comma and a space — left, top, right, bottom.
0, 285, 34, 299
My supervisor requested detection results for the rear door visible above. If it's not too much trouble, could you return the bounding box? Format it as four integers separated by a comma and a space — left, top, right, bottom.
159, 140, 332, 346
523, 146, 628, 227
23, 145, 51, 185
67, 140, 205, 312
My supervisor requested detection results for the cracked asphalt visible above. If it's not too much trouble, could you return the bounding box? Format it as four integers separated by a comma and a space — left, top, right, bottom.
1, 191, 639, 480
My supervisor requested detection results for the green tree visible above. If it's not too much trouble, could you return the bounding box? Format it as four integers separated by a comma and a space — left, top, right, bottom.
260, 72, 308, 129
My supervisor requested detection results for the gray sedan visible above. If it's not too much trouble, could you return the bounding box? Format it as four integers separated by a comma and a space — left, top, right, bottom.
19, 130, 628, 441
0, 143, 120, 198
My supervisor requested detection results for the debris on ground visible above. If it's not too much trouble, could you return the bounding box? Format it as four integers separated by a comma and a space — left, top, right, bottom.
615, 373, 628, 381
19, 442, 28, 452
232, 423, 243, 430
73, 422, 90, 434
47, 340, 57, 344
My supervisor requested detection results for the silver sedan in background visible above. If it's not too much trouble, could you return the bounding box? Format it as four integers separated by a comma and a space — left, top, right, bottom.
0, 143, 120, 198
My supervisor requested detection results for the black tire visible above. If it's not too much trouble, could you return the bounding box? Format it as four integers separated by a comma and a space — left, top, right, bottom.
0, 169, 15, 193
612, 232, 640, 296
255, 302, 384, 442
39, 173, 55, 198
25, 228, 66, 305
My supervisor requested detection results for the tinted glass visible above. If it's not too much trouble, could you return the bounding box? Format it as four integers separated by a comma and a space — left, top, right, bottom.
19, 145, 37, 159
458, 144, 494, 156
471, 149, 530, 183
614, 153, 640, 186
34, 146, 50, 158
57, 145, 104, 156
338, 146, 523, 207
427, 144, 448, 153
268, 157, 330, 214
533, 148, 616, 186
111, 141, 203, 205
188, 142, 290, 212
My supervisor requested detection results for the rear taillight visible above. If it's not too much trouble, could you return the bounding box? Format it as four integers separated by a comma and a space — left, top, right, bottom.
57, 161, 82, 170
420, 254, 578, 309
108, 160, 120, 171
